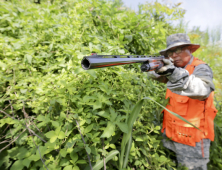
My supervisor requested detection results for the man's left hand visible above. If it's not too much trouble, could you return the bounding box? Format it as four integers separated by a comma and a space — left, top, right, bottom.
155, 59, 175, 76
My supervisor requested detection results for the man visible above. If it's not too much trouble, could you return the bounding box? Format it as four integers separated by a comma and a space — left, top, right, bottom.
147, 33, 217, 170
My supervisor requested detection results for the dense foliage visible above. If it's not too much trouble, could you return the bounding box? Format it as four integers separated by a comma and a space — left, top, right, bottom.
0, 0, 221, 170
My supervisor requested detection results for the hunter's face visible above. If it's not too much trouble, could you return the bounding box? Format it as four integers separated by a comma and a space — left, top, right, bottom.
166, 46, 192, 67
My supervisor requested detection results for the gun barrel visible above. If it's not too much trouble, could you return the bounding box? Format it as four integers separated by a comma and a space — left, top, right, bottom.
81, 55, 164, 70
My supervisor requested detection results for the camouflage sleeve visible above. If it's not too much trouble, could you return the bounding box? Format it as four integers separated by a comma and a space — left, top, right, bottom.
166, 64, 214, 100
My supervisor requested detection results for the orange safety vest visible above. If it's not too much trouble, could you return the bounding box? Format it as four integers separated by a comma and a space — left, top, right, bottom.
161, 57, 218, 147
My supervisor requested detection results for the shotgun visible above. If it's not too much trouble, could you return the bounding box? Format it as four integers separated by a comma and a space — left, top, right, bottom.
81, 53, 164, 72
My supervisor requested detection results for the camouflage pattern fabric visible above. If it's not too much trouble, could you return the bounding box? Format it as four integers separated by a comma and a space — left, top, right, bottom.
162, 131, 210, 170
166, 55, 214, 100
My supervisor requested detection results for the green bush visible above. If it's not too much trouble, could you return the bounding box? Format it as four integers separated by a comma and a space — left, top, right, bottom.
1, 0, 220, 170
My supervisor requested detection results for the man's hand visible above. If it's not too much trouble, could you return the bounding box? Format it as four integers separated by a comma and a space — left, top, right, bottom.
155, 58, 175, 76
147, 71, 168, 84
147, 71, 161, 79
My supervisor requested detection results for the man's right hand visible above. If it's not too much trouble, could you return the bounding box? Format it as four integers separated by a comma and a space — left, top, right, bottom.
155, 58, 175, 76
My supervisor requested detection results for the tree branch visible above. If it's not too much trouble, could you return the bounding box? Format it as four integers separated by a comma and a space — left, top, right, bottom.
21, 101, 47, 140
72, 113, 93, 170
0, 124, 10, 136
0, 110, 47, 143
0, 129, 26, 153
29, 131, 49, 170
0, 140, 10, 144
9, 100, 15, 118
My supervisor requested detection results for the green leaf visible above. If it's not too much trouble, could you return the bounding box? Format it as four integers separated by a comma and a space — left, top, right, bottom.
110, 107, 117, 122
120, 99, 144, 168
17, 147, 31, 159
93, 101, 102, 110
123, 134, 132, 168
80, 119, 86, 126
70, 152, 78, 164
116, 122, 128, 133
45, 131, 58, 143
85, 146, 91, 154
22, 159, 31, 168
45, 131, 56, 138
60, 149, 67, 157
86, 70, 97, 78
17, 132, 28, 145
74, 68, 83, 74
50, 136, 58, 143
76, 160, 87, 164
134, 160, 141, 166
73, 166, 80, 170
159, 155, 167, 162
51, 121, 60, 128
127, 99, 144, 131
109, 144, 116, 149
37, 115, 49, 122
89, 42, 93, 52
58, 131, 66, 139
124, 35, 133, 42
20, 89, 27, 93
60, 158, 70, 166
0, 61, 7, 69
60, 112, 67, 119
83, 95, 96, 103
84, 124, 94, 134
96, 111, 110, 119
92, 150, 119, 170
11, 160, 24, 170
118, 49, 125, 54
55, 127, 62, 135
25, 54, 32, 64
28, 154, 40, 161
64, 165, 73, 170
135, 136, 143, 141
101, 122, 115, 138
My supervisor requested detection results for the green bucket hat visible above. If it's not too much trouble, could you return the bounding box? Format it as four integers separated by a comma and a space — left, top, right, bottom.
159, 33, 200, 56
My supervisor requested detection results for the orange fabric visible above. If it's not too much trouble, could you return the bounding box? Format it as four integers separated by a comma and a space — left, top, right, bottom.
161, 57, 218, 146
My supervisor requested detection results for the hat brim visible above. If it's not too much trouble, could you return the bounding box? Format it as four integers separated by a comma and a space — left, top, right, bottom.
159, 42, 200, 56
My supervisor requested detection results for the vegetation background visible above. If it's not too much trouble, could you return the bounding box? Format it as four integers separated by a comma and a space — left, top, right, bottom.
0, 0, 221, 170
